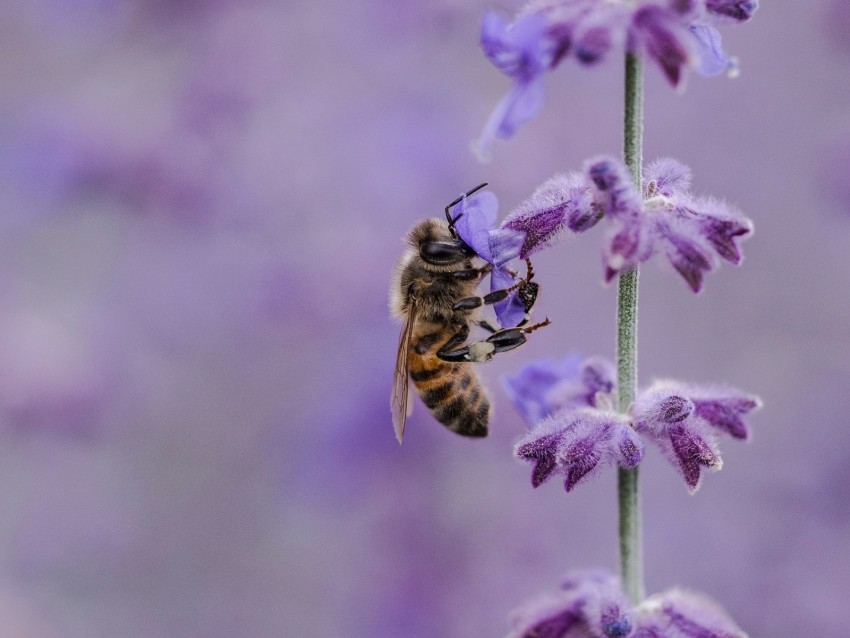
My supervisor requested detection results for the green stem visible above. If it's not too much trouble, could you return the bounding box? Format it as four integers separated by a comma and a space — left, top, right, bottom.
617, 52, 645, 605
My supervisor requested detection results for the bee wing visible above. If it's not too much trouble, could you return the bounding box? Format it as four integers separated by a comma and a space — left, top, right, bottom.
391, 298, 417, 444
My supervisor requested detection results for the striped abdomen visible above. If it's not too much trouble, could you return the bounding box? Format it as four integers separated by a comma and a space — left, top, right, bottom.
409, 349, 490, 438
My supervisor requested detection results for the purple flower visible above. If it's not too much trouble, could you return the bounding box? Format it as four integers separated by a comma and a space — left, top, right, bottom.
515, 407, 642, 492
451, 190, 527, 327
502, 173, 602, 255
633, 381, 761, 493
508, 570, 632, 638
507, 356, 760, 493
503, 354, 616, 426
453, 183, 584, 326
634, 588, 749, 637
690, 23, 739, 77
585, 156, 753, 292
629, 5, 694, 87
472, 11, 555, 161
475, 1, 756, 156
705, 0, 759, 23
509, 571, 747, 638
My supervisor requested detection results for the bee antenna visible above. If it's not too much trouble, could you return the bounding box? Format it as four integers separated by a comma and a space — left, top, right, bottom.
444, 183, 489, 232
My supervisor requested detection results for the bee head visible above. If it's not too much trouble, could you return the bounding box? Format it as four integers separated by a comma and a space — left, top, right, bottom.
405, 219, 473, 267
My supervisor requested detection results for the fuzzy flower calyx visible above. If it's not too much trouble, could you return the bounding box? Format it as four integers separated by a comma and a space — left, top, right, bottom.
506, 156, 753, 291
509, 355, 760, 493
509, 570, 749, 638
474, 0, 757, 157
588, 156, 754, 291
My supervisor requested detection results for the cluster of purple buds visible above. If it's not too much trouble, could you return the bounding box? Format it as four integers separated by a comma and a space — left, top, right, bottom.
506, 355, 760, 493
508, 570, 748, 637
474, 0, 758, 158
586, 156, 753, 291
451, 156, 752, 296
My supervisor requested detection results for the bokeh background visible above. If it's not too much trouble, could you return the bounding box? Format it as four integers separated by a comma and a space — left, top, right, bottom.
0, 1, 847, 636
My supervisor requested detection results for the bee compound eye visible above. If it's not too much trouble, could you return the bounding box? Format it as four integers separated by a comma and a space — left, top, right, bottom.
419, 240, 471, 265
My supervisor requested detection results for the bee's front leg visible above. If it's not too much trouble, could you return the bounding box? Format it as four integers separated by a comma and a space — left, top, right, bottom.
437, 319, 551, 363
477, 320, 498, 334
452, 259, 538, 314
450, 263, 493, 282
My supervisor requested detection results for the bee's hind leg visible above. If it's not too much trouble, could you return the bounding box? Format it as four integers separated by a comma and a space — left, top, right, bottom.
437, 319, 551, 363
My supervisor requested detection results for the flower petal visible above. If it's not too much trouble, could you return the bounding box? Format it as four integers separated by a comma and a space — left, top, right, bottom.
507, 590, 584, 638
502, 354, 583, 426
614, 422, 644, 469
556, 409, 629, 492
686, 196, 753, 265
705, 0, 758, 23
452, 190, 499, 261
645, 157, 692, 197
690, 23, 738, 78
586, 156, 642, 221
632, 383, 695, 433
581, 356, 617, 400
635, 588, 748, 637
515, 421, 568, 488
545, 356, 617, 413
491, 265, 527, 328
481, 11, 551, 81
575, 24, 614, 65
666, 420, 723, 493
654, 219, 716, 293
603, 217, 648, 282
471, 77, 547, 162
489, 226, 525, 266
688, 386, 762, 440
630, 6, 693, 87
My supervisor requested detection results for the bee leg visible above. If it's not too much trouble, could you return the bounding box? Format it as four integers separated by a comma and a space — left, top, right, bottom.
452, 281, 524, 313
477, 320, 498, 334
432, 323, 471, 359
438, 319, 551, 363
451, 264, 493, 282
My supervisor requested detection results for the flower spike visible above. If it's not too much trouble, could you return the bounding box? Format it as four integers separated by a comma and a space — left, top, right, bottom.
474, 0, 758, 156
509, 571, 748, 638
508, 357, 760, 493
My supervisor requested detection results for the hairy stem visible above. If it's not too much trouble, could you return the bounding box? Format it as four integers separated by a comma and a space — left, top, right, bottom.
618, 51, 645, 605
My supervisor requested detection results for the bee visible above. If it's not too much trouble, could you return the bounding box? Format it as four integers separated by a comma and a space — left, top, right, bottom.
389, 184, 550, 443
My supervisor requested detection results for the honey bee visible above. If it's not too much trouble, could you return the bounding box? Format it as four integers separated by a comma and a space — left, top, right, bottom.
390, 184, 550, 443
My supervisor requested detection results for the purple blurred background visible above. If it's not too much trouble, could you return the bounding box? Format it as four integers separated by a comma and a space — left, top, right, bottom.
0, 2, 847, 636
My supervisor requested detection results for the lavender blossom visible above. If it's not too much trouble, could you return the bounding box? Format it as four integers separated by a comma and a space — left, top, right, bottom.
452, 184, 578, 326
472, 11, 555, 161
630, 5, 694, 87
508, 570, 633, 638
515, 407, 642, 492
503, 354, 616, 426
633, 381, 761, 493
502, 173, 602, 256
451, 189, 527, 327
634, 588, 749, 637
508, 357, 759, 493
509, 571, 748, 638
585, 156, 753, 291
705, 0, 758, 23
474, 1, 756, 155
690, 23, 739, 77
